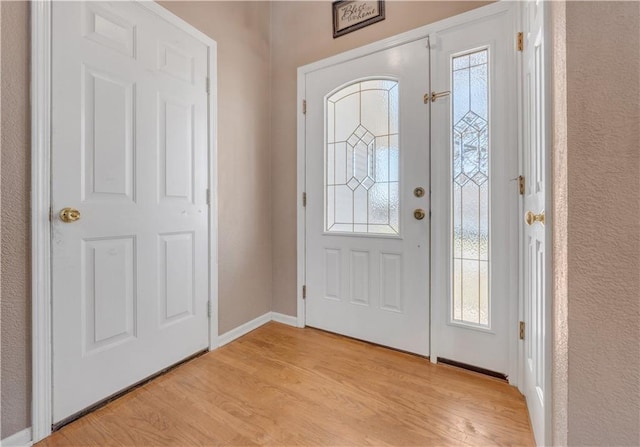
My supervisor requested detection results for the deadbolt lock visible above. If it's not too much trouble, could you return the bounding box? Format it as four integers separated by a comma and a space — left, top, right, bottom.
414, 187, 425, 198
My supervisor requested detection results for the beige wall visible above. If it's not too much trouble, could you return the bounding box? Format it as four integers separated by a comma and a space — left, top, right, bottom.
0, 0, 273, 437
269, 1, 490, 316
1, 1, 31, 438
556, 2, 640, 445
158, 1, 273, 335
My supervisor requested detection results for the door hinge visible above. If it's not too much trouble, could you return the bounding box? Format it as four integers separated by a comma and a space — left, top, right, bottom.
207, 301, 212, 318
302, 99, 307, 115
518, 175, 525, 195
302, 192, 307, 207
517, 32, 524, 51
206, 77, 210, 94
519, 321, 525, 340
302, 285, 306, 299
206, 188, 211, 205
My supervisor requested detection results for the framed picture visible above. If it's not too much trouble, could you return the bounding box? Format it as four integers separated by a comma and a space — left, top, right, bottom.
333, 0, 385, 38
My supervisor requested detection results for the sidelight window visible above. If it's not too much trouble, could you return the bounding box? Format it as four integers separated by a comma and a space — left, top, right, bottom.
451, 48, 490, 327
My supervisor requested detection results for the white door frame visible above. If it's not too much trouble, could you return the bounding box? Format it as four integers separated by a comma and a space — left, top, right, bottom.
297, 1, 520, 355
296, 0, 546, 406
30, 1, 218, 442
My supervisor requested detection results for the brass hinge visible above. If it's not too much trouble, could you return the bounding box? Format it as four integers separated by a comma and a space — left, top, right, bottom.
518, 175, 525, 195
302, 285, 306, 299
206, 77, 210, 94
517, 32, 524, 52
302, 99, 307, 115
302, 192, 307, 207
519, 321, 525, 340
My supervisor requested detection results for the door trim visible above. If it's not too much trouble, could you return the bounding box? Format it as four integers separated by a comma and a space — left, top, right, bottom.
296, 0, 521, 378
30, 1, 218, 441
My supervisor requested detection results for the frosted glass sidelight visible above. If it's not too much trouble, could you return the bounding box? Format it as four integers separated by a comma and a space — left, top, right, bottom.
451, 49, 490, 327
326, 80, 399, 235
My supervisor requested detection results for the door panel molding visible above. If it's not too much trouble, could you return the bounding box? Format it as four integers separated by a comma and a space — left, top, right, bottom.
30, 1, 218, 441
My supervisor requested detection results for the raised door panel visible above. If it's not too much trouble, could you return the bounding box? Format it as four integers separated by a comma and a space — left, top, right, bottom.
380, 253, 403, 313
82, 68, 135, 202
83, 3, 136, 58
350, 250, 370, 306
158, 96, 194, 203
157, 42, 195, 84
83, 237, 137, 354
158, 233, 195, 327
324, 249, 341, 301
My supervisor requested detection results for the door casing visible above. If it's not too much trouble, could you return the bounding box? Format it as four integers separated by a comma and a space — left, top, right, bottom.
31, 1, 218, 442
296, 0, 549, 431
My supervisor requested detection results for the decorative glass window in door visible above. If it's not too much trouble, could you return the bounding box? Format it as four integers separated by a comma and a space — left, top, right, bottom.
451, 49, 490, 327
325, 79, 399, 235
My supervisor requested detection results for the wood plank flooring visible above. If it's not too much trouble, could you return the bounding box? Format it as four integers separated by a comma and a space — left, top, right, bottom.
37, 323, 534, 446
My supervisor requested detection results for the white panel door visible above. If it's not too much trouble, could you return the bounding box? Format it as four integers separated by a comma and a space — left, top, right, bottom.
431, 8, 518, 375
522, 0, 549, 443
305, 40, 430, 355
52, 1, 209, 423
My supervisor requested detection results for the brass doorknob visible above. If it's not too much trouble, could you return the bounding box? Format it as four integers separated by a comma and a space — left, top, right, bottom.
60, 207, 81, 223
414, 209, 426, 220
525, 210, 545, 226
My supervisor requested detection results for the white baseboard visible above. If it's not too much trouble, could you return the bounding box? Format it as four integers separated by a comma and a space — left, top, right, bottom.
218, 312, 273, 347
217, 311, 301, 347
1, 428, 32, 447
271, 312, 298, 327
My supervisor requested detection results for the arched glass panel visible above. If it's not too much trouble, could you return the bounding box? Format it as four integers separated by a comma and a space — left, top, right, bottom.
325, 79, 399, 235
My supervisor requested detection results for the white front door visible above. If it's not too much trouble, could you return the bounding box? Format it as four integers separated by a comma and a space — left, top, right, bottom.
304, 40, 430, 355
51, 1, 210, 423
431, 8, 518, 376
522, 0, 549, 443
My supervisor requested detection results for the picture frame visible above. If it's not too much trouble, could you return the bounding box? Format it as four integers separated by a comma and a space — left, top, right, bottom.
333, 0, 385, 38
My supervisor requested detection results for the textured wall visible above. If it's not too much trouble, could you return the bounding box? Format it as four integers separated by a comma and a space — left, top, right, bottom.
1, 0, 31, 438
563, 2, 640, 445
269, 0, 490, 316
0, 1, 272, 437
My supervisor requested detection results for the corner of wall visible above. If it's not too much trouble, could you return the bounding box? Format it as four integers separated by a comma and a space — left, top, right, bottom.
268, 0, 275, 315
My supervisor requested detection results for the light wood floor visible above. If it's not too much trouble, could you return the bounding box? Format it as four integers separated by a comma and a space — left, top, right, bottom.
37, 323, 534, 446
